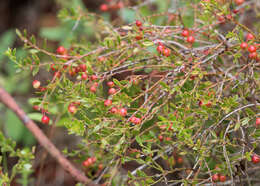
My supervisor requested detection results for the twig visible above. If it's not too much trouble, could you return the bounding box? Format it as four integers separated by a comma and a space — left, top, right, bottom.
223, 121, 234, 186
0, 87, 97, 185
131, 146, 173, 176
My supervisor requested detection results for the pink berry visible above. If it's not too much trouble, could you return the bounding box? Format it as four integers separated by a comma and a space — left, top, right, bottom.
235, 0, 244, 5
91, 75, 98, 81
81, 73, 88, 80
157, 44, 164, 53
56, 46, 66, 55
212, 174, 219, 182
100, 4, 108, 11
256, 118, 260, 127
246, 33, 254, 41
187, 35, 195, 43
79, 64, 86, 72
119, 108, 127, 117
90, 85, 97, 93
248, 45, 256, 53
110, 107, 118, 114
68, 104, 77, 114
107, 81, 114, 87
32, 80, 41, 89
104, 99, 112, 107
249, 52, 257, 59
181, 29, 189, 37
108, 88, 116, 95
240, 42, 248, 49
163, 48, 171, 57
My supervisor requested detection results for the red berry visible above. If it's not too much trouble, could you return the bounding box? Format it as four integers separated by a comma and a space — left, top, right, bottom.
32, 80, 41, 89
256, 118, 260, 127
205, 101, 212, 107
240, 42, 248, 49
136, 20, 142, 27
33, 105, 40, 111
79, 64, 86, 72
177, 157, 183, 164
135, 35, 143, 40
75, 66, 81, 73
157, 44, 164, 53
181, 29, 189, 37
91, 75, 98, 81
90, 85, 97, 93
98, 56, 105, 62
119, 108, 127, 117
63, 64, 68, 69
53, 71, 61, 79
91, 157, 97, 163
68, 104, 77, 114
233, 9, 240, 14
104, 99, 112, 107
41, 115, 50, 125
163, 48, 171, 57
158, 135, 163, 141
81, 73, 88, 80
252, 154, 260, 164
40, 87, 47, 92
100, 4, 108, 11
110, 107, 118, 114
218, 16, 225, 23
249, 52, 257, 59
248, 45, 256, 53
107, 81, 114, 87
130, 116, 141, 125
235, 0, 244, 5
93, 82, 99, 87
83, 160, 89, 167
56, 46, 66, 55
212, 174, 219, 182
50, 64, 57, 71
187, 36, 195, 44
108, 88, 116, 95
246, 33, 254, 41
219, 175, 226, 182
226, 14, 232, 20
69, 67, 77, 76
117, 2, 124, 9
98, 164, 103, 170
198, 100, 203, 107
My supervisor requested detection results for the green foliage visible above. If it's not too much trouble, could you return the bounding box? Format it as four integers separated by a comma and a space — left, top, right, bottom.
0, 131, 34, 186
3, 0, 260, 185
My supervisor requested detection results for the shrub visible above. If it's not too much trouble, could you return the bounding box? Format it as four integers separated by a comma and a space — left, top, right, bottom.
3, 0, 260, 185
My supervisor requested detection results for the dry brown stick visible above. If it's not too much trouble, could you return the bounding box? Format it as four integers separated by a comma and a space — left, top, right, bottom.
0, 86, 97, 186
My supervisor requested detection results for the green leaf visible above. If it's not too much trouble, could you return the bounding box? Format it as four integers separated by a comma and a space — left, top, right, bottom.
0, 30, 16, 62
27, 113, 43, 122
64, 119, 85, 136
234, 122, 240, 131
136, 136, 144, 147
5, 110, 25, 142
